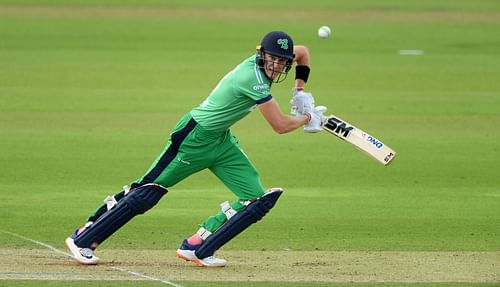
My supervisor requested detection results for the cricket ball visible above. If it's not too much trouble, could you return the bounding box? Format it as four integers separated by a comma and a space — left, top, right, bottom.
318, 26, 332, 39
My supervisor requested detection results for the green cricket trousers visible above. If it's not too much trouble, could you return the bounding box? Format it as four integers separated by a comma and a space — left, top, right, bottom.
133, 112, 266, 232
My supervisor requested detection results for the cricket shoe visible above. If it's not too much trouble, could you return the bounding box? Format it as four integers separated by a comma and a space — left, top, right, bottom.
176, 239, 226, 267
65, 231, 99, 265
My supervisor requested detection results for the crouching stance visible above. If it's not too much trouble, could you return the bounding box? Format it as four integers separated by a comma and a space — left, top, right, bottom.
66, 31, 324, 267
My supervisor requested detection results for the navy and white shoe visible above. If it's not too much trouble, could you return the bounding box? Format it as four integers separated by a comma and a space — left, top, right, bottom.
65, 227, 99, 265
176, 240, 226, 267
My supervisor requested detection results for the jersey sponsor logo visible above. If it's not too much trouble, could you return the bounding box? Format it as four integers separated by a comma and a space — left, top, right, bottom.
277, 39, 288, 50
253, 83, 270, 91
362, 133, 384, 149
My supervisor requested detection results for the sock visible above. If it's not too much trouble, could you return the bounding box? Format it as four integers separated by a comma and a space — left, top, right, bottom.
187, 234, 203, 245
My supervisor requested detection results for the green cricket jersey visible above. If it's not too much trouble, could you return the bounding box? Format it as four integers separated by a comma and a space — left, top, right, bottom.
190, 55, 273, 132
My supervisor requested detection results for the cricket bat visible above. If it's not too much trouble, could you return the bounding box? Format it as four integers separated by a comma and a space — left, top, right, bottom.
322, 115, 396, 165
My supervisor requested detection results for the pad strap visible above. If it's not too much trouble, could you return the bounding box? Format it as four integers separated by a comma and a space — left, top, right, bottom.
220, 201, 237, 220
104, 196, 118, 211
123, 185, 131, 195
196, 227, 212, 240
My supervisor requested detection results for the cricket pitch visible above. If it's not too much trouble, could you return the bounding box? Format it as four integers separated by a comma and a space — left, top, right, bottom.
1, 248, 498, 283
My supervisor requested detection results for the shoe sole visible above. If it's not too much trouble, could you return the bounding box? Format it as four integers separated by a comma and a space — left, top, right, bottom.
65, 237, 99, 265
176, 251, 225, 268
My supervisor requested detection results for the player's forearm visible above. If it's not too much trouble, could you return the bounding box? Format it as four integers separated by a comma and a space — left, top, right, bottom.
258, 99, 310, 134
271, 114, 310, 134
293, 45, 310, 88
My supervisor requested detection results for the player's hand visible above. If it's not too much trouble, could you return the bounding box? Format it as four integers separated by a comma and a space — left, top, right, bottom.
304, 106, 327, 133
290, 88, 314, 116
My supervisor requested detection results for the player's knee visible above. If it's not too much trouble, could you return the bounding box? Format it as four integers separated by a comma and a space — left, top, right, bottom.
124, 183, 168, 214
247, 201, 269, 220
247, 187, 283, 219
221, 188, 282, 221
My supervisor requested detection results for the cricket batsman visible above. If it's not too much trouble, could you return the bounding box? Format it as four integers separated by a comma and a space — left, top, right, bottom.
66, 31, 327, 267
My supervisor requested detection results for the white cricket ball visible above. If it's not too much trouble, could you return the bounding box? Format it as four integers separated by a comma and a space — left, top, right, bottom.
318, 26, 332, 39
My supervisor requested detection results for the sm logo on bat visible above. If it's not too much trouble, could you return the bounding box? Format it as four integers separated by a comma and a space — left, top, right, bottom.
324, 117, 353, 138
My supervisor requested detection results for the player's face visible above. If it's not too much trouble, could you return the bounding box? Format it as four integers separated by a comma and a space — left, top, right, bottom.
263, 53, 288, 80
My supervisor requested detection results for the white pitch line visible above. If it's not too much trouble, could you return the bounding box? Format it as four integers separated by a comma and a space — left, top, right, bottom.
112, 267, 183, 286
0, 230, 182, 287
1, 230, 73, 258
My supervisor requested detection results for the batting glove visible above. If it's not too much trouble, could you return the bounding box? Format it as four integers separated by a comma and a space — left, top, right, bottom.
290, 88, 315, 116
304, 106, 327, 133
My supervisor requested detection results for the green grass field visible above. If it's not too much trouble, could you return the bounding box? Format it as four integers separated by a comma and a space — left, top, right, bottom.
1, 1, 499, 286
